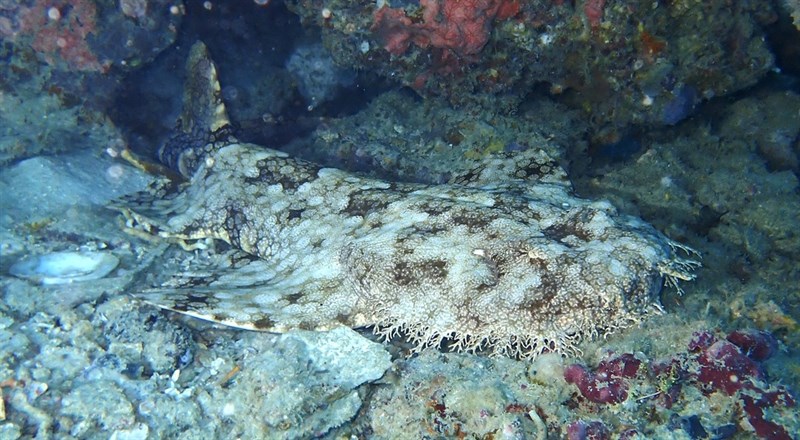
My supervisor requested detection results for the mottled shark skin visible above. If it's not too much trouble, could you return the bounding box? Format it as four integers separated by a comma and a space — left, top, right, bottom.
113, 42, 698, 358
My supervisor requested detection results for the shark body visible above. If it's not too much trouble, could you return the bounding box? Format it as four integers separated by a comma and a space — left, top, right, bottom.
114, 42, 697, 358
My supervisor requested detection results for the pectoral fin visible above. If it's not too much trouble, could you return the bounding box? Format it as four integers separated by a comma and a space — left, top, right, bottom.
128, 246, 363, 333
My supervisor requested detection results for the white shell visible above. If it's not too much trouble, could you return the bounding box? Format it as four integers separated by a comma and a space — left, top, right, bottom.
9, 251, 119, 285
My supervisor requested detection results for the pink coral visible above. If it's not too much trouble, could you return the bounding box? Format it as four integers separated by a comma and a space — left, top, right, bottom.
583, 0, 605, 29
372, 0, 520, 59
17, 0, 105, 72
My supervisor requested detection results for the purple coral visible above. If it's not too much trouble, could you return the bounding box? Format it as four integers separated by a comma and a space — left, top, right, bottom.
564, 353, 641, 404
658, 330, 795, 439
726, 329, 778, 361
689, 331, 795, 439
563, 330, 795, 439
695, 339, 764, 395
567, 420, 610, 440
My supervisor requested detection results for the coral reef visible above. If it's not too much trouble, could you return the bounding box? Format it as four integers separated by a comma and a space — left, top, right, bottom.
285, 43, 354, 109
0, 0, 181, 163
572, 88, 800, 358
690, 331, 794, 439
17, 0, 105, 72
282, 89, 587, 183
564, 353, 641, 405
286, 0, 776, 135
2, 0, 181, 72
563, 330, 796, 439
372, 0, 519, 60
0, 87, 122, 165
582, 0, 605, 29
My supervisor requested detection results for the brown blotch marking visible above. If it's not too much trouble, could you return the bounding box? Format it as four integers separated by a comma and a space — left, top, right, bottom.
421, 259, 448, 279
297, 320, 315, 330
421, 203, 448, 216
516, 158, 561, 180
230, 252, 259, 266
571, 296, 596, 311
393, 236, 415, 253
392, 260, 416, 286
539, 269, 559, 295
451, 169, 479, 185
528, 259, 548, 273
522, 266, 559, 317
451, 212, 491, 230
542, 221, 592, 243
546, 208, 598, 242
185, 292, 211, 306
252, 317, 276, 330
334, 313, 352, 325
285, 292, 304, 304
213, 314, 228, 323
522, 269, 560, 319
179, 219, 205, 238
181, 274, 219, 288
521, 292, 556, 317
342, 191, 391, 218
411, 224, 448, 235
244, 158, 321, 190
173, 291, 211, 313
492, 196, 539, 220
391, 259, 449, 286
287, 208, 304, 220
224, 206, 246, 247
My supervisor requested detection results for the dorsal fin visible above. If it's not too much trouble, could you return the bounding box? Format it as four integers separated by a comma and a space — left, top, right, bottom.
158, 41, 236, 177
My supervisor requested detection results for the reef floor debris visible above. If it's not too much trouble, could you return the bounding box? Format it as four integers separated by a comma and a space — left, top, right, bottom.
9, 251, 119, 285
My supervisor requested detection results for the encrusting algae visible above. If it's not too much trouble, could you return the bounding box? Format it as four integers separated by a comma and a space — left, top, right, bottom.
112, 42, 699, 359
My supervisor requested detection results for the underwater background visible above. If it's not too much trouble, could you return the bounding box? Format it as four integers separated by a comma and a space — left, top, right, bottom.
1, 0, 799, 438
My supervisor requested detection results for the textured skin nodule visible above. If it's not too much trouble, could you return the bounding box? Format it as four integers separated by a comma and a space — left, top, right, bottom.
117, 142, 695, 359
